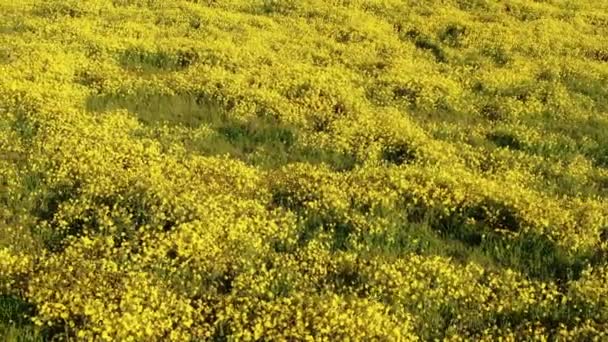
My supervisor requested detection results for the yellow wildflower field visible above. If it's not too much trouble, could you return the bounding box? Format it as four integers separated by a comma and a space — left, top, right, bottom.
1, 0, 607, 340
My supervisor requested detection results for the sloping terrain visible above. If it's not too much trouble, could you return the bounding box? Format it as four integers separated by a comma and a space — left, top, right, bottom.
1, 0, 608, 340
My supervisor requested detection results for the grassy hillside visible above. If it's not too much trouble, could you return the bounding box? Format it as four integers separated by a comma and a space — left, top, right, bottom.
1, 0, 607, 340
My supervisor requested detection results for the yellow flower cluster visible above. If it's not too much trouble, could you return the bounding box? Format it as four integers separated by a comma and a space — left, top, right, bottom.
0, 248, 32, 293
1, 0, 607, 340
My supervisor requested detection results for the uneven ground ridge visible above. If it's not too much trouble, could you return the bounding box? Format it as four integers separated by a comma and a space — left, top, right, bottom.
1, 0, 608, 340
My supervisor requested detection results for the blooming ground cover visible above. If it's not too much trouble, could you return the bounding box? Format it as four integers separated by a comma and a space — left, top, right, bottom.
1, 0, 608, 340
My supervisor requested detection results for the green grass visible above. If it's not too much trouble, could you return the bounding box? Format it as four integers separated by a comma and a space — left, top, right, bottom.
86, 92, 226, 128
86, 92, 358, 170
0, 325, 41, 342
119, 47, 199, 73
0, 296, 40, 342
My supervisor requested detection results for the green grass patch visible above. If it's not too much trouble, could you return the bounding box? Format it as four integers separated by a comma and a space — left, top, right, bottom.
0, 296, 40, 342
0, 295, 34, 327
86, 92, 225, 128
87, 92, 358, 170
0, 324, 41, 342
119, 47, 199, 73
434, 213, 592, 282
